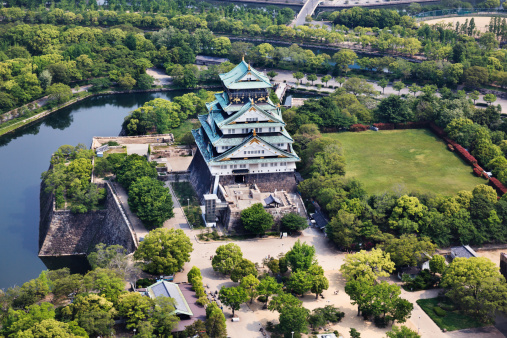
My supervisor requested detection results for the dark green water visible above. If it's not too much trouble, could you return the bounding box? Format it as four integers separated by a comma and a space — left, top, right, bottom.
0, 90, 191, 289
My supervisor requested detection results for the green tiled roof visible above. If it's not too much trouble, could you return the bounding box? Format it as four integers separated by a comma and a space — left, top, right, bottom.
214, 133, 293, 147
219, 61, 272, 90
218, 100, 284, 127
220, 122, 284, 129
213, 132, 299, 162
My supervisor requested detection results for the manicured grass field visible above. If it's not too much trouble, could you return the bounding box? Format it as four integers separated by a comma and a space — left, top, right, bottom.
324, 129, 485, 196
417, 298, 485, 331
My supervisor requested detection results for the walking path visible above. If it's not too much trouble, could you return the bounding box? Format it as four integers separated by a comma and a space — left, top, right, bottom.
110, 181, 149, 240
291, 0, 321, 27
267, 69, 507, 111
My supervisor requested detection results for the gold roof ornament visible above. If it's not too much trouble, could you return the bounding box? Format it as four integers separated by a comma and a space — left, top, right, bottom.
242, 55, 245, 61
253, 129, 257, 137
277, 103, 281, 108
248, 62, 251, 70
250, 97, 254, 104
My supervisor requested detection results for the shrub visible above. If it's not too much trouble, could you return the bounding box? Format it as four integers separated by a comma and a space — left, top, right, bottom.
374, 315, 389, 328
433, 306, 447, 317
350, 124, 369, 132
257, 295, 267, 302
197, 296, 209, 306
439, 303, 455, 311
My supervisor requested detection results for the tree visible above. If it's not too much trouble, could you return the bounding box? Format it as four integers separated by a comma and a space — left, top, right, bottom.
322, 75, 332, 86
311, 274, 329, 299
336, 77, 346, 87
293, 71, 304, 85
340, 248, 395, 283
66, 293, 116, 337
463, 66, 488, 88
240, 203, 274, 235
307, 73, 318, 85
287, 270, 312, 296
152, 297, 180, 336
278, 305, 310, 336
377, 234, 436, 268
117, 292, 154, 329
46, 83, 72, 104
128, 176, 174, 228
386, 325, 420, 338
268, 292, 302, 312
212, 243, 243, 275
350, 328, 361, 338
218, 286, 248, 317
257, 276, 282, 306
118, 73, 136, 90
83, 268, 125, 304
393, 81, 406, 95
87, 243, 127, 270
205, 303, 227, 338
285, 240, 316, 272
39, 70, 52, 90
343, 78, 376, 96
484, 93, 497, 105
333, 49, 358, 74
114, 154, 157, 190
378, 78, 389, 94
281, 213, 308, 232
184, 320, 208, 338
240, 274, 260, 304
267, 70, 278, 81
442, 257, 507, 322
429, 254, 446, 275
231, 258, 257, 282
17, 319, 86, 337
136, 74, 154, 90
408, 83, 421, 96
376, 95, 413, 123
134, 228, 193, 275
469, 90, 480, 104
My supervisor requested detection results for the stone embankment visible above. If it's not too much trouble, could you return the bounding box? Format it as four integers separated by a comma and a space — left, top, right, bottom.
39, 182, 138, 272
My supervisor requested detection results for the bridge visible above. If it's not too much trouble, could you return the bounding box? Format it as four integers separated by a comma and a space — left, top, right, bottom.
290, 0, 322, 27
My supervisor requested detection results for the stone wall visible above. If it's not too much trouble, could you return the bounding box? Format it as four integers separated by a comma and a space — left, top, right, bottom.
188, 150, 214, 203
501, 253, 507, 281
39, 182, 137, 272
219, 172, 297, 193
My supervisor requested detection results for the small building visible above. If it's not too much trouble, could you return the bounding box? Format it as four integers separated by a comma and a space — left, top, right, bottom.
450, 245, 478, 260
195, 55, 229, 66
397, 266, 422, 280
145, 281, 206, 332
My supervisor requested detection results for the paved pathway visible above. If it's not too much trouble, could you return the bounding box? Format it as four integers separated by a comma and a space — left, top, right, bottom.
291, 0, 321, 27
266, 69, 507, 112
111, 181, 149, 240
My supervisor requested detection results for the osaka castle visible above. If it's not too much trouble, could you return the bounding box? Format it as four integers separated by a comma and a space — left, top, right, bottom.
190, 60, 300, 189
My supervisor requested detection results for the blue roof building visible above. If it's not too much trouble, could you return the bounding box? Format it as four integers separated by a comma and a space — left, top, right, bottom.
192, 60, 300, 178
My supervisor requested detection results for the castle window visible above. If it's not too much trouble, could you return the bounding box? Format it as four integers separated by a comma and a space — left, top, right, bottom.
230, 165, 238, 169
270, 163, 278, 167
228, 129, 235, 134
246, 118, 258, 122
280, 163, 286, 166
261, 163, 268, 167
240, 164, 247, 169
269, 127, 276, 132
220, 165, 227, 169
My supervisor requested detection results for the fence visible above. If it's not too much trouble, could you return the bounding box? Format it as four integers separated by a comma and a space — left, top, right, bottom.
413, 8, 507, 21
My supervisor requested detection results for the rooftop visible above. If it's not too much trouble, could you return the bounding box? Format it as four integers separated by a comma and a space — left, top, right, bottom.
218, 60, 272, 90
222, 184, 292, 211
451, 245, 478, 259
146, 281, 193, 316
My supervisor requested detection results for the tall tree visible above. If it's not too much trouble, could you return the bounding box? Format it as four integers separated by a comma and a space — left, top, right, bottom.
240, 203, 274, 235
212, 243, 243, 275
340, 248, 395, 283
218, 286, 248, 317
285, 240, 316, 272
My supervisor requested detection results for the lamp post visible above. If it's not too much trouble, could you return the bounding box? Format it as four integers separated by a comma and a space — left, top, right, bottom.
187, 198, 189, 209
133, 328, 136, 337
291, 332, 294, 338
418, 315, 421, 333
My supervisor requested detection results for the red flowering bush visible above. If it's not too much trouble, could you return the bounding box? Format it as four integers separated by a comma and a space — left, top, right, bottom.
489, 177, 507, 195
350, 124, 369, 132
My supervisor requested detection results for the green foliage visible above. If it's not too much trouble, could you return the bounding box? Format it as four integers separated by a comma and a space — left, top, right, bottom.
46, 83, 73, 104
87, 243, 127, 270
377, 234, 436, 268
285, 240, 316, 272
340, 248, 395, 283
117, 293, 154, 329
231, 258, 257, 282
218, 286, 248, 316
281, 213, 308, 232
429, 255, 446, 275
278, 305, 310, 336
268, 292, 302, 313
240, 203, 274, 235
434, 306, 447, 317
128, 176, 174, 228
442, 257, 507, 322
134, 228, 193, 275
212, 243, 243, 275
113, 154, 157, 191
287, 270, 312, 296
386, 325, 420, 338
257, 276, 283, 306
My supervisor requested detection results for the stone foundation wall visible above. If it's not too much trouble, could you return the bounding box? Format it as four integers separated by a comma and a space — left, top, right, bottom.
219, 172, 297, 193
501, 253, 507, 281
188, 150, 214, 203
39, 182, 137, 272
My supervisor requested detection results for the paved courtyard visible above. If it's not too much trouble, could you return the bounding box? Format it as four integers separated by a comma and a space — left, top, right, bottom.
164, 218, 470, 338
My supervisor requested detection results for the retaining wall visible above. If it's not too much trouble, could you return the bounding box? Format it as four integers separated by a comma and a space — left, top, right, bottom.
39, 182, 137, 272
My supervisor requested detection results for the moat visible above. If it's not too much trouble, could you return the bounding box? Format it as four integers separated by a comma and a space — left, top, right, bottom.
0, 90, 192, 289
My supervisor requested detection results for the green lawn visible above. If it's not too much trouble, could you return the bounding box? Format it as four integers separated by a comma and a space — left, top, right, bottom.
417, 298, 485, 331
324, 129, 485, 196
